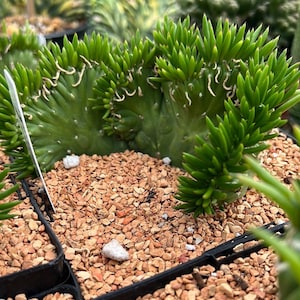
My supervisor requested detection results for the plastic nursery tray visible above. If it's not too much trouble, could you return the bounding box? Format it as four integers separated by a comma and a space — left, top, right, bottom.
0, 178, 67, 299
94, 222, 286, 300
31, 260, 83, 300
45, 22, 88, 47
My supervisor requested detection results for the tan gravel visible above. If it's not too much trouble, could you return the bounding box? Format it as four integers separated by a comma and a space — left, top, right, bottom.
0, 152, 57, 277
0, 131, 298, 299
7, 292, 74, 300
39, 131, 299, 299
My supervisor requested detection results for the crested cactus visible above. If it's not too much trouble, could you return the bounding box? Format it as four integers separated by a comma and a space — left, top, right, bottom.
0, 16, 299, 216
94, 16, 300, 215
238, 139, 300, 300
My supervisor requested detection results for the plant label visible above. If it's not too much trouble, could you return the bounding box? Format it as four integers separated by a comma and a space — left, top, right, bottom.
4, 69, 56, 213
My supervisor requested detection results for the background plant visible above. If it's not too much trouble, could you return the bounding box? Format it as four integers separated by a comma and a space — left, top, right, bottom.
88, 0, 180, 42
237, 132, 300, 300
177, 0, 300, 54
0, 0, 86, 22
288, 8, 300, 131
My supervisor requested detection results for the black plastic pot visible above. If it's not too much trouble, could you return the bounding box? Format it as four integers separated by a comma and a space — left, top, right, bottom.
45, 22, 88, 47
0, 178, 71, 299
93, 222, 286, 300
31, 260, 83, 300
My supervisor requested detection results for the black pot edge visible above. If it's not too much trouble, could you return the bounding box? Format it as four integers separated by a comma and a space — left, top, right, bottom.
92, 222, 286, 300
45, 22, 88, 47
31, 260, 83, 300
0, 178, 66, 299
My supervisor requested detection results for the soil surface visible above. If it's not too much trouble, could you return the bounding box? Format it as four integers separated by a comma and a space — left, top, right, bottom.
2, 15, 82, 37
1, 130, 299, 299
43, 131, 298, 299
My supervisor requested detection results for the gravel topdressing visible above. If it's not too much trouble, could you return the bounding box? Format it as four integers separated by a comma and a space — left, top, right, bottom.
0, 131, 299, 300
42, 132, 298, 299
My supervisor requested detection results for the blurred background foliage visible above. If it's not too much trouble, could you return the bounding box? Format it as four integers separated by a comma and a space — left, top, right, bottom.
176, 0, 300, 54
0, 0, 87, 22
1, 0, 299, 52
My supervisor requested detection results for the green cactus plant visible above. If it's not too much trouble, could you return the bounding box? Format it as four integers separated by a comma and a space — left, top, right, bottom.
0, 34, 127, 178
0, 23, 42, 70
237, 132, 300, 300
0, 16, 299, 217
94, 16, 300, 215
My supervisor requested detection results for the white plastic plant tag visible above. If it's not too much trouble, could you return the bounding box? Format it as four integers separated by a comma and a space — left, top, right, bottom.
4, 69, 56, 213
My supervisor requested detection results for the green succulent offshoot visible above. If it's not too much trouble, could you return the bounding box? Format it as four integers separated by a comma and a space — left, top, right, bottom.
0, 168, 20, 221
238, 154, 300, 300
171, 16, 300, 216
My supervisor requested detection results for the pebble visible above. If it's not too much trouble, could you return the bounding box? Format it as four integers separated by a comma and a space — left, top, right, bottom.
185, 244, 196, 251
102, 239, 129, 262
162, 157, 171, 165
217, 282, 234, 297
63, 155, 80, 169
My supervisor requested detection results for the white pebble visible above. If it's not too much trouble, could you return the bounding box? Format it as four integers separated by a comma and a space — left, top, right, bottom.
185, 244, 196, 251
63, 155, 80, 169
161, 213, 169, 220
102, 239, 129, 262
162, 157, 171, 165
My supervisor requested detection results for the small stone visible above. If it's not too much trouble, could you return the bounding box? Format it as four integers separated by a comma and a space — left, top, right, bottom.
194, 237, 203, 245
185, 244, 196, 251
28, 219, 38, 231
64, 247, 75, 260
15, 294, 27, 300
63, 155, 80, 169
102, 239, 129, 262
217, 283, 233, 297
32, 240, 43, 250
45, 251, 56, 261
162, 157, 171, 165
77, 271, 91, 280
161, 213, 169, 220
243, 293, 257, 300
